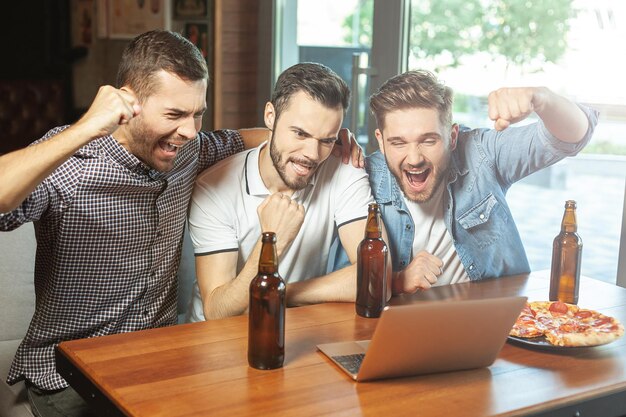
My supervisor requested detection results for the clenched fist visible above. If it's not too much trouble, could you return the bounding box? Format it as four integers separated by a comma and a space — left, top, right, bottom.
394, 250, 443, 294
75, 86, 142, 140
257, 193, 305, 255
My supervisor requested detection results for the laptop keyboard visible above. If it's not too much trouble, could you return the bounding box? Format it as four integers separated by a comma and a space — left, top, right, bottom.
332, 353, 365, 375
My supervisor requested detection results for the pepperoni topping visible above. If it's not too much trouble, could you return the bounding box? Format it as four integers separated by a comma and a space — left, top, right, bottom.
575, 310, 593, 319
549, 301, 569, 314
559, 322, 579, 333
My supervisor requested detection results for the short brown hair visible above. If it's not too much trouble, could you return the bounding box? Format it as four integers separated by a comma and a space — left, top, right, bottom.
271, 63, 350, 122
369, 70, 453, 131
116, 30, 208, 101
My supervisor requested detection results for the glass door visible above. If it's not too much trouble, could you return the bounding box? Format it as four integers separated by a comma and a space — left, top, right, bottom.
274, 0, 377, 145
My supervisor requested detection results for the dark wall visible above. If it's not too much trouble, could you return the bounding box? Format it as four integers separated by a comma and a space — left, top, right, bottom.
0, 2, 72, 78
0, 1, 74, 154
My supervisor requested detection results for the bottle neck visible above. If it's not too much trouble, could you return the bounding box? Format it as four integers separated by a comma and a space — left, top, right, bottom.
364, 210, 382, 239
561, 208, 577, 233
258, 240, 278, 274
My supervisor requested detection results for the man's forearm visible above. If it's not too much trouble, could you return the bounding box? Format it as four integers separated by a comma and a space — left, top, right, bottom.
0, 124, 95, 212
534, 87, 589, 144
201, 242, 262, 320
238, 128, 269, 150
286, 263, 357, 307
202, 276, 252, 320
1, 85, 141, 213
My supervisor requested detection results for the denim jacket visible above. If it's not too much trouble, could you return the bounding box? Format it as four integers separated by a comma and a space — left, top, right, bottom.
334, 105, 598, 281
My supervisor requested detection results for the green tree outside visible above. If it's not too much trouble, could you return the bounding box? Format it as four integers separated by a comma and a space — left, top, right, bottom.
343, 0, 574, 71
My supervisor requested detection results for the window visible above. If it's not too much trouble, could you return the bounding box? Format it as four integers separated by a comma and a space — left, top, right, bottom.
407, 0, 626, 283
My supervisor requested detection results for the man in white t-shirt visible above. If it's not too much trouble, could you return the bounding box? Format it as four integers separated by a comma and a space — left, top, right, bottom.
187, 63, 374, 321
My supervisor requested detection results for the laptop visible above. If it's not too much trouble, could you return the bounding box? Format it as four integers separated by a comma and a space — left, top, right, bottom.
317, 296, 527, 382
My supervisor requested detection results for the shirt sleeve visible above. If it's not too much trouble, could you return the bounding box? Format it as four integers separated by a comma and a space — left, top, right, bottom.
332, 160, 374, 229
0, 126, 75, 231
0, 185, 49, 230
188, 167, 240, 256
196, 129, 245, 173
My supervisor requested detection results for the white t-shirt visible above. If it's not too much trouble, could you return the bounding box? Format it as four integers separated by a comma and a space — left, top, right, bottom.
187, 143, 373, 321
404, 185, 469, 286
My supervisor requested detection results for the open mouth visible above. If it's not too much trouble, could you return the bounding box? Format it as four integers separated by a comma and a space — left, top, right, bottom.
405, 167, 431, 190
158, 140, 183, 155
289, 160, 317, 177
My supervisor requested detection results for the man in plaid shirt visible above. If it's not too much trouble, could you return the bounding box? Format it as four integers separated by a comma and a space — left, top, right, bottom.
0, 30, 359, 417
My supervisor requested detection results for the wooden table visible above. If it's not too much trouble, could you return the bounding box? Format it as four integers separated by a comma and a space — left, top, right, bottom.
56, 272, 626, 417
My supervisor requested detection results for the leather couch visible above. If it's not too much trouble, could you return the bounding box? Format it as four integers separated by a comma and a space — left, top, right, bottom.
0, 80, 66, 155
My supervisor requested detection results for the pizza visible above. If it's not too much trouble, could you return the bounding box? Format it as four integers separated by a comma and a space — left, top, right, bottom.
509, 301, 624, 347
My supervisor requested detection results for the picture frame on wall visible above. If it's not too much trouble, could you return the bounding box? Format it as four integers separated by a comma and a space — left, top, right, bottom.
96, 0, 108, 38
108, 0, 170, 39
175, 0, 208, 19
185, 23, 209, 63
73, 0, 95, 46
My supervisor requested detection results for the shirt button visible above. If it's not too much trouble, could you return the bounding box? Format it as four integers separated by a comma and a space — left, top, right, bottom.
405, 224, 411, 231
469, 264, 474, 271
479, 213, 485, 220
401, 261, 406, 266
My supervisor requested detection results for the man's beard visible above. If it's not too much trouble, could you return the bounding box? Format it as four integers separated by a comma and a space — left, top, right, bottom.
269, 131, 318, 191
126, 117, 178, 172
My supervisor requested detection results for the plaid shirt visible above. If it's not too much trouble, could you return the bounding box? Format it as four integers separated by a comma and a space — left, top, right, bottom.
0, 126, 244, 390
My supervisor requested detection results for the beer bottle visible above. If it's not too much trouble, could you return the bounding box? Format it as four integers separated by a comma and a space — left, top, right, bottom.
356, 203, 389, 318
248, 232, 286, 369
549, 200, 582, 304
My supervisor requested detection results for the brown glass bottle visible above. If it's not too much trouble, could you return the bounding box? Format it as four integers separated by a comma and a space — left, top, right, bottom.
356, 203, 389, 318
248, 232, 286, 370
549, 200, 582, 305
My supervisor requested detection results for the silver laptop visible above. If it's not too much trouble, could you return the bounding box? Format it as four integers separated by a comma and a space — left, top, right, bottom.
317, 296, 527, 382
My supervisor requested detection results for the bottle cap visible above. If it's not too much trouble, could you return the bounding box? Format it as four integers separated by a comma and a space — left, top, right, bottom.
261, 232, 277, 243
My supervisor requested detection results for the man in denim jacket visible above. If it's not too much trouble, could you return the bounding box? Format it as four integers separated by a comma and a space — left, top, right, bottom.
364, 70, 598, 294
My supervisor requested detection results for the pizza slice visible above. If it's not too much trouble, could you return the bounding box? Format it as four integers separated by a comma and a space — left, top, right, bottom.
509, 303, 545, 338
544, 309, 625, 347
510, 301, 624, 347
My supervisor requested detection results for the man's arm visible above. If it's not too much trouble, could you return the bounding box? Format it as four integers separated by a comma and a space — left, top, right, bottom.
286, 219, 364, 306
198, 212, 367, 316
0, 86, 140, 212
488, 87, 588, 143
238, 128, 269, 150
196, 192, 305, 320
196, 242, 262, 320
288, 215, 396, 305
481, 87, 598, 188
